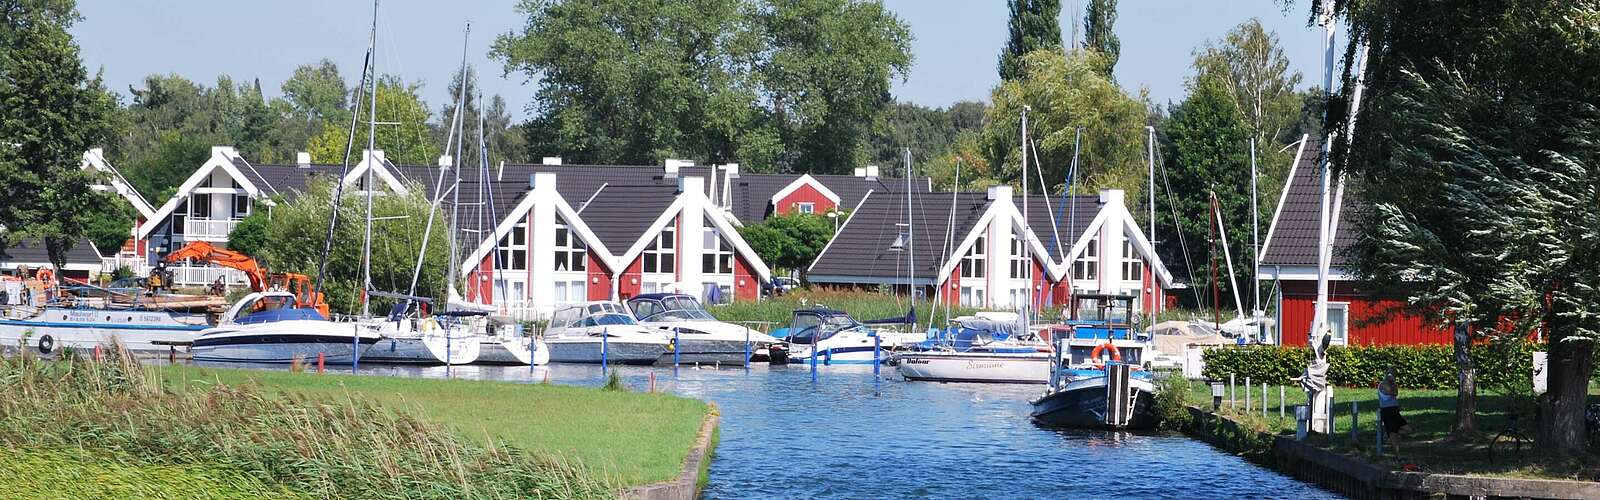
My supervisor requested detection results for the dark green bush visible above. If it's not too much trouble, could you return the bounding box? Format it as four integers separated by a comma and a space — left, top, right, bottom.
1201, 339, 1544, 390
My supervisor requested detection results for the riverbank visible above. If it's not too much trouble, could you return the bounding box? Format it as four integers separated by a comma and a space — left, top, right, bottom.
1175, 378, 1600, 481
0, 349, 711, 498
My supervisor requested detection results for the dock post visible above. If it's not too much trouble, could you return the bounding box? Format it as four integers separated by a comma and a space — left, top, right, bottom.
1246, 377, 1252, 413
601, 327, 609, 373
529, 330, 536, 373
810, 338, 818, 383
1230, 374, 1236, 410
1279, 386, 1285, 421
673, 327, 681, 367
872, 333, 881, 376
1262, 382, 1268, 418
743, 328, 750, 369
317, 352, 325, 374
169, 345, 177, 364
1350, 401, 1358, 443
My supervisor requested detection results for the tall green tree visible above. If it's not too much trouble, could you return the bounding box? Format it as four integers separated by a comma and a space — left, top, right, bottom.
738, 212, 834, 272
867, 100, 987, 167
1081, 0, 1119, 79
307, 75, 439, 166
759, 0, 913, 173
1156, 79, 1252, 310
997, 0, 1062, 82
0, 0, 118, 267
1192, 19, 1304, 147
435, 67, 528, 168
1321, 0, 1600, 453
979, 49, 1146, 201
281, 60, 348, 124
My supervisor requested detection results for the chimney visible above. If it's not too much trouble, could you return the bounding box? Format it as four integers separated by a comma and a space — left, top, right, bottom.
679, 176, 703, 196
987, 185, 1014, 201
1099, 189, 1125, 207
437, 155, 452, 168
532, 172, 556, 192
297, 152, 312, 168
865, 165, 879, 181
853, 167, 866, 177
541, 156, 563, 165
665, 159, 692, 179
723, 162, 740, 179
89, 147, 104, 159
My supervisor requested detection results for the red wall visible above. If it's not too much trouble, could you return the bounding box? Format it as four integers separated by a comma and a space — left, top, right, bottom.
942, 266, 961, 306
733, 254, 758, 301
775, 183, 837, 215
466, 256, 494, 305
1277, 280, 1450, 346
586, 250, 612, 300
617, 256, 643, 301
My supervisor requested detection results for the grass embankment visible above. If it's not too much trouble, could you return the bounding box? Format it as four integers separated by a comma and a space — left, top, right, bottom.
162, 365, 709, 487
709, 289, 980, 327
1166, 377, 1600, 480
0, 347, 709, 499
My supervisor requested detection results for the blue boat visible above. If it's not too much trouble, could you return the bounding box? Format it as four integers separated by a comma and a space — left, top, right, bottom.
1030, 294, 1157, 429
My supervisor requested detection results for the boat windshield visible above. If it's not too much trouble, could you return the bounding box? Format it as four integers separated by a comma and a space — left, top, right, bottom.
580, 313, 637, 327
786, 312, 858, 343
631, 296, 715, 321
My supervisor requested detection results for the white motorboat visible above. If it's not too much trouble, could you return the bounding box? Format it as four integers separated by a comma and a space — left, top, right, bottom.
191, 292, 379, 364
543, 301, 670, 365
895, 314, 1055, 384
626, 293, 777, 364
0, 304, 209, 354
476, 320, 550, 365
358, 305, 481, 365
777, 308, 890, 365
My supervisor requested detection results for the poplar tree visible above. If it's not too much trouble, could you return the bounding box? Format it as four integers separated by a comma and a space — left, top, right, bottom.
1081, 0, 1119, 79
997, 0, 1062, 82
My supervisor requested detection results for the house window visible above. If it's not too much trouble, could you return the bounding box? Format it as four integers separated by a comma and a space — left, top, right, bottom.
173, 200, 188, 234
496, 221, 528, 271
233, 195, 251, 219
493, 279, 527, 303
554, 280, 586, 303
642, 226, 675, 274
796, 202, 815, 214
1328, 303, 1349, 345
1009, 239, 1030, 280
701, 228, 733, 274
1073, 236, 1099, 282
960, 236, 986, 279
960, 286, 985, 307
554, 219, 586, 272
1120, 240, 1143, 281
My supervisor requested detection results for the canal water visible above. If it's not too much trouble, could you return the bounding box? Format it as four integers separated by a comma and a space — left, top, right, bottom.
205, 361, 1336, 499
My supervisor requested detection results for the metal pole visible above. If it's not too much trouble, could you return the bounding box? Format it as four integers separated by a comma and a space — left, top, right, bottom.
1350, 401, 1358, 442
1262, 382, 1268, 418
810, 333, 818, 382
1230, 373, 1236, 410
1280, 385, 1285, 420
1147, 126, 1155, 245
873, 333, 881, 376
673, 327, 681, 367
743, 328, 750, 369
1246, 376, 1252, 413
601, 327, 609, 373
1250, 137, 1260, 325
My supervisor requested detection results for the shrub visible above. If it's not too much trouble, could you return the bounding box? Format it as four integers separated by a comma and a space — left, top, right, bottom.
1153, 371, 1193, 430
1200, 339, 1546, 390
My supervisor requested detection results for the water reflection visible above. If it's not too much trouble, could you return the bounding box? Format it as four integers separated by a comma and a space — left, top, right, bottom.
190, 361, 1333, 499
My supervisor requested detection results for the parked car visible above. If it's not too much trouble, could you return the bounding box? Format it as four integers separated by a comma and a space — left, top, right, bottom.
772, 277, 800, 296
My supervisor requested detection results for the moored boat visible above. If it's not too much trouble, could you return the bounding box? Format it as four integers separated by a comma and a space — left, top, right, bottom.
627, 293, 777, 364
543, 301, 669, 365
191, 291, 378, 364
1030, 294, 1158, 430
775, 307, 888, 365
895, 313, 1054, 383
0, 305, 209, 353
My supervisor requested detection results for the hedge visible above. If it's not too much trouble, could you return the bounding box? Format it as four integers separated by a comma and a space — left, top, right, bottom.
1200, 340, 1542, 391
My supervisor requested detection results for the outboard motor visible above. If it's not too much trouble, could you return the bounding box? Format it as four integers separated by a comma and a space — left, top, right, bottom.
767, 343, 789, 365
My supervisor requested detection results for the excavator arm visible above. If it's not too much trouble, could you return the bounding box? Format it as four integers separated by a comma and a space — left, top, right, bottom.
163, 241, 329, 318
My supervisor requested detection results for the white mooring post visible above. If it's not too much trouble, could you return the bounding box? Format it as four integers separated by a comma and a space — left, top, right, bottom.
1246, 376, 1252, 413
1263, 383, 1269, 418
1230, 374, 1236, 410
1279, 385, 1285, 420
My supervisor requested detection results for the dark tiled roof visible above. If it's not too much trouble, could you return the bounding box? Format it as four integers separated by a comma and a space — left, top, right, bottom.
0, 238, 102, 266
1025, 194, 1100, 261
572, 184, 681, 254
808, 190, 991, 282
1260, 140, 1359, 267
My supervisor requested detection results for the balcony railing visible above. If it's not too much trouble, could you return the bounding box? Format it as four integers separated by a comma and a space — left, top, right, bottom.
101, 254, 147, 275
169, 265, 249, 287
183, 218, 239, 241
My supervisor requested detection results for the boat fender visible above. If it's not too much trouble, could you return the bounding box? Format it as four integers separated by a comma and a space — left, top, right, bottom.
1090, 342, 1121, 370
421, 318, 440, 332
37, 334, 54, 354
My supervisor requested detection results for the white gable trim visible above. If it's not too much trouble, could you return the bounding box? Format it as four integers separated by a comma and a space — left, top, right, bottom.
1062, 208, 1112, 267
703, 203, 773, 282
805, 189, 875, 274
136, 147, 260, 240
769, 174, 840, 210
457, 190, 616, 278
82, 149, 157, 221
1115, 205, 1176, 287
933, 201, 1003, 285
340, 151, 410, 195
1258, 136, 1308, 262
998, 202, 1070, 281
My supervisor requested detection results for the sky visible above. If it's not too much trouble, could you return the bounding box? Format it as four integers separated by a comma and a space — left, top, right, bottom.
73, 1, 1329, 121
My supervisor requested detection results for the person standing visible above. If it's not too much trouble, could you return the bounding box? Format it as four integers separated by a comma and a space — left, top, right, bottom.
1378, 368, 1414, 459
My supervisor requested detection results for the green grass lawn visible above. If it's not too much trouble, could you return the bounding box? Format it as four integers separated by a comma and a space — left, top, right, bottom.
0, 447, 307, 499
157, 365, 711, 487
1177, 378, 1600, 479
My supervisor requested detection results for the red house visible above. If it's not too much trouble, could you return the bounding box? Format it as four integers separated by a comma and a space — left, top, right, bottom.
1257, 139, 1449, 346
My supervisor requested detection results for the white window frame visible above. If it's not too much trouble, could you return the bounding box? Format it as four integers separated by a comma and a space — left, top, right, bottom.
1120, 240, 1143, 282
959, 286, 986, 307
642, 225, 676, 275
960, 236, 986, 279
496, 221, 528, 271
1073, 236, 1099, 284
554, 218, 586, 273
795, 202, 815, 214
1328, 302, 1350, 345
702, 227, 733, 275
554, 279, 587, 304
1008, 238, 1030, 280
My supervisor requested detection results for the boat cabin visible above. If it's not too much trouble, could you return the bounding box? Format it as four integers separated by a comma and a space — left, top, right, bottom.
549, 302, 639, 331
781, 308, 862, 345
626, 293, 716, 322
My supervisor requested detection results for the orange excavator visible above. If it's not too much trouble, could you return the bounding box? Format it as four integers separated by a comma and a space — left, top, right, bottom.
163, 241, 330, 318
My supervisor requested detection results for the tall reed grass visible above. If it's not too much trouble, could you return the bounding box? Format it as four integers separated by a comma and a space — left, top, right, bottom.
0, 342, 618, 499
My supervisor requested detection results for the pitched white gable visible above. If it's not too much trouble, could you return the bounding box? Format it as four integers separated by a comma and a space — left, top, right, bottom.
136, 147, 260, 240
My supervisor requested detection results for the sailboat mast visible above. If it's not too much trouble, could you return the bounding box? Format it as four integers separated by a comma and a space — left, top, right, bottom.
1020, 106, 1030, 317
360, 0, 379, 319
405, 24, 471, 299
446, 25, 471, 295
904, 147, 915, 330
1250, 136, 1260, 321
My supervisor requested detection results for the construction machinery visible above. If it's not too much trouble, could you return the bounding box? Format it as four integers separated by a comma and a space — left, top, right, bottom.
162, 241, 330, 318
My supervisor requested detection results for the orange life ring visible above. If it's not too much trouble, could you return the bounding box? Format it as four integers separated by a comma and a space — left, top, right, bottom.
35, 268, 55, 288
1090, 341, 1121, 370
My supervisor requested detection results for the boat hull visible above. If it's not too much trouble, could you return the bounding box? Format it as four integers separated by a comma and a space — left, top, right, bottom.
787, 344, 885, 365
896, 351, 1052, 384
362, 333, 481, 365
546, 339, 665, 365
667, 338, 768, 365
192, 321, 378, 364
0, 308, 207, 352
477, 338, 549, 365
1030, 377, 1158, 430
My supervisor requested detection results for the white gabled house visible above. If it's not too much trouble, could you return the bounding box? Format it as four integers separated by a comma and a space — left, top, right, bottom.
81, 147, 158, 274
